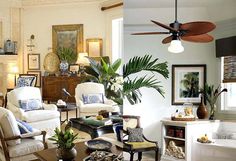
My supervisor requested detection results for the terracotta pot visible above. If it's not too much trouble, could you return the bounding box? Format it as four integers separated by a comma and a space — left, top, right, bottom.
56, 146, 77, 161
197, 96, 208, 119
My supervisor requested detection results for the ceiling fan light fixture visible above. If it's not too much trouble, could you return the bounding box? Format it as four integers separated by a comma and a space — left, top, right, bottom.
168, 40, 184, 53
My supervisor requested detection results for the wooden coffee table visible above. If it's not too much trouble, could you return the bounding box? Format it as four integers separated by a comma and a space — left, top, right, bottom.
68, 116, 122, 139
34, 141, 121, 161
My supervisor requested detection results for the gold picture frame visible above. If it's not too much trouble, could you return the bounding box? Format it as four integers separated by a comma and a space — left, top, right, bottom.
86, 38, 103, 57
28, 53, 40, 70
52, 24, 84, 54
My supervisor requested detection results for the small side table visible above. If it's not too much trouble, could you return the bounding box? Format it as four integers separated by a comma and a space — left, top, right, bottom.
57, 103, 78, 125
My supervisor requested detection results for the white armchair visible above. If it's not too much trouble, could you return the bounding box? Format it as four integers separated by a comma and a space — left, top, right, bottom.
75, 82, 119, 117
0, 107, 47, 161
6, 87, 60, 136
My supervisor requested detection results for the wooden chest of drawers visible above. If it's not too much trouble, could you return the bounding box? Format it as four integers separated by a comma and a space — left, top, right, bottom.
42, 76, 82, 103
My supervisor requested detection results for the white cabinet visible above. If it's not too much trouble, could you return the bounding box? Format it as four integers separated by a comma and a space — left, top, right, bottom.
160, 119, 219, 161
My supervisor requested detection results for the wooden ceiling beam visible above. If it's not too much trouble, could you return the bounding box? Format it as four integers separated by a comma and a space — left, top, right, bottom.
101, 2, 123, 11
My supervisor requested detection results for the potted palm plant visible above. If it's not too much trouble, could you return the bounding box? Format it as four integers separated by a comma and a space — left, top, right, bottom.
49, 128, 78, 160
87, 54, 169, 105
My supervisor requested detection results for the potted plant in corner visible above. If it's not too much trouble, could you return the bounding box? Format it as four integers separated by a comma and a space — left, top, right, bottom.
49, 127, 78, 161
57, 47, 78, 75
200, 84, 227, 120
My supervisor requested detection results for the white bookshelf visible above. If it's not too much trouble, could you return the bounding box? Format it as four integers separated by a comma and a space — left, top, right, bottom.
160, 119, 219, 161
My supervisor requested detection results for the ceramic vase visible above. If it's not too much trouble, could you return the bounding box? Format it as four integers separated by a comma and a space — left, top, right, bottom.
197, 95, 208, 119
209, 104, 216, 120
60, 61, 69, 74
56, 146, 77, 161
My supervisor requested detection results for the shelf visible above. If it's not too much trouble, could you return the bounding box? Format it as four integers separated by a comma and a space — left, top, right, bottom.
161, 155, 185, 161
164, 136, 185, 141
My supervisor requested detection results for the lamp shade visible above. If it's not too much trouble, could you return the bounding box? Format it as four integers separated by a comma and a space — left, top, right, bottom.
10, 66, 19, 74
77, 52, 89, 65
168, 40, 184, 53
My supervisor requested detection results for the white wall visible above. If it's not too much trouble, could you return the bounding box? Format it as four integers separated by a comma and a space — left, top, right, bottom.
22, 2, 107, 72
124, 7, 220, 143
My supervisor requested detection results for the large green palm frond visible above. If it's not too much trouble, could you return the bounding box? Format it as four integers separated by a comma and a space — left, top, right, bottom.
123, 55, 169, 79
124, 75, 165, 104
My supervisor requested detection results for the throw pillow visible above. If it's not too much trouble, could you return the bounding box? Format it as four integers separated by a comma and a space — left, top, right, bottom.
127, 127, 144, 142
19, 99, 43, 111
16, 119, 33, 134
82, 93, 104, 104
16, 77, 35, 88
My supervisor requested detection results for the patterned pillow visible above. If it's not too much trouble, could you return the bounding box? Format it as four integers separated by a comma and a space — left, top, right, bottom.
82, 93, 104, 104
127, 127, 144, 142
16, 77, 35, 88
19, 99, 43, 111
16, 119, 33, 134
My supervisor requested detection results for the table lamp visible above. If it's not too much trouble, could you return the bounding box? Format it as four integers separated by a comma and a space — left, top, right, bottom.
77, 52, 89, 74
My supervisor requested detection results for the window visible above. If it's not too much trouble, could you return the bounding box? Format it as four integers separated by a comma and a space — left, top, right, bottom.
112, 18, 123, 63
221, 57, 236, 111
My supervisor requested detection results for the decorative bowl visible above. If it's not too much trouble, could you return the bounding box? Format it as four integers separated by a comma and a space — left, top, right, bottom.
85, 139, 112, 151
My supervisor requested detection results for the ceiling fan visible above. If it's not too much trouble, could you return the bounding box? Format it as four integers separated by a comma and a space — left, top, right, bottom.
132, 0, 216, 53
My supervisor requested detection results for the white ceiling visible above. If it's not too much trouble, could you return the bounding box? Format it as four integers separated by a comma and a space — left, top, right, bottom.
124, 0, 236, 8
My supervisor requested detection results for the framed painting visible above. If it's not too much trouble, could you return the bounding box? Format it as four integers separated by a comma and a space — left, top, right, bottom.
28, 54, 40, 70
69, 64, 79, 74
86, 38, 103, 57
172, 64, 206, 105
52, 24, 83, 54
27, 71, 41, 87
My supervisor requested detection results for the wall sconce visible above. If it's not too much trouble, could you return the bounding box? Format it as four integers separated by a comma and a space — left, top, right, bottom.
27, 34, 35, 52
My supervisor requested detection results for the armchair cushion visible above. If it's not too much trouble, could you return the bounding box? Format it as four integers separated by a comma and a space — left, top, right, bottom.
8, 139, 44, 158
127, 127, 144, 142
16, 119, 33, 134
126, 141, 156, 149
23, 110, 60, 123
82, 93, 104, 104
79, 103, 117, 113
0, 108, 21, 146
19, 99, 43, 111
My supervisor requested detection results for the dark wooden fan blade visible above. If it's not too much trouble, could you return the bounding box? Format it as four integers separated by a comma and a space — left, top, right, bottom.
151, 20, 178, 32
162, 36, 173, 44
181, 34, 214, 43
132, 32, 170, 35
180, 21, 216, 36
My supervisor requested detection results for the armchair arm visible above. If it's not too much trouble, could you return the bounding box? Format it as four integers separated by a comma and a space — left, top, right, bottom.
4, 131, 48, 149
76, 99, 84, 107
104, 98, 117, 106
7, 102, 26, 120
43, 103, 57, 111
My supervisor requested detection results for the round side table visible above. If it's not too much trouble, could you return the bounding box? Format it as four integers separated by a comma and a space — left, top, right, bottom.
57, 103, 78, 125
